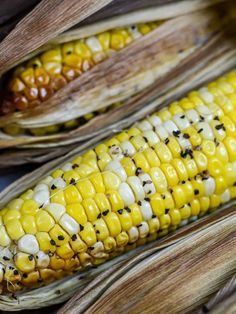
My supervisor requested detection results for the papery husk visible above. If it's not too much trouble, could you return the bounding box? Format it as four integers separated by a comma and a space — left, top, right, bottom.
0, 0, 227, 74
199, 274, 236, 314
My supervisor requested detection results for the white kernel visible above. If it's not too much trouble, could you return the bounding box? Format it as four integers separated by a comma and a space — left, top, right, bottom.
138, 174, 156, 195
50, 177, 67, 189
220, 189, 230, 203
33, 190, 50, 206
18, 235, 39, 254
155, 125, 169, 140
196, 122, 214, 140
105, 160, 127, 182
36, 251, 50, 268
86, 36, 102, 52
46, 203, 66, 221
62, 163, 73, 172
34, 183, 49, 193
173, 113, 190, 130
139, 200, 153, 221
138, 221, 149, 238
118, 182, 135, 206
59, 213, 79, 235
128, 226, 139, 243
137, 120, 152, 131
148, 115, 162, 126
120, 140, 136, 156
127, 176, 145, 201
185, 109, 200, 124
142, 130, 160, 144
204, 177, 215, 196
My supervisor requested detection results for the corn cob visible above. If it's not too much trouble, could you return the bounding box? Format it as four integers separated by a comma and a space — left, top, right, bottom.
0, 22, 160, 116
1, 71, 236, 293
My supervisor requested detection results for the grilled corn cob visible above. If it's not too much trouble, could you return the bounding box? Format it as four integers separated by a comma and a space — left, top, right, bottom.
0, 22, 160, 116
1, 71, 236, 293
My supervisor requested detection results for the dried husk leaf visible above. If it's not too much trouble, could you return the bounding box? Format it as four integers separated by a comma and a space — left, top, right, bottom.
199, 275, 236, 314
0, 0, 227, 74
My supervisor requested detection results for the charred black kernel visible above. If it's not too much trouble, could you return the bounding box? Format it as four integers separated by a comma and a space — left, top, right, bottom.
194, 189, 199, 195
214, 138, 220, 147
165, 209, 170, 214
199, 115, 205, 122
50, 239, 56, 245
180, 150, 187, 158
182, 180, 186, 184
39, 204, 44, 209
51, 184, 57, 190
197, 128, 203, 133
164, 138, 170, 145
70, 178, 76, 185
102, 209, 109, 216
72, 163, 79, 169
183, 133, 190, 139
9, 266, 13, 270
137, 224, 142, 228
180, 115, 185, 119
215, 123, 225, 130
13, 270, 18, 275
79, 224, 84, 231
152, 214, 156, 218
168, 188, 173, 193
97, 213, 102, 219
233, 182, 236, 186
90, 246, 95, 251
125, 207, 131, 213
96, 230, 100, 234
135, 167, 143, 176
117, 209, 123, 214
28, 255, 33, 261
131, 25, 136, 30
144, 197, 150, 202
23, 273, 28, 278
143, 137, 148, 143
71, 234, 77, 241
214, 115, 220, 121
142, 181, 147, 186
173, 130, 181, 138
58, 235, 65, 241
147, 190, 152, 194
66, 51, 72, 55
3, 256, 10, 261
161, 194, 166, 199
137, 201, 142, 206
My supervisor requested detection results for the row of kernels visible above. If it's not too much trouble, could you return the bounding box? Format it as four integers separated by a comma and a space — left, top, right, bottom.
4, 23, 155, 113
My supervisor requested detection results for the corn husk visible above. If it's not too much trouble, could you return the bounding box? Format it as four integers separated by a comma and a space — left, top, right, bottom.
0, 0, 233, 166
199, 275, 236, 314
